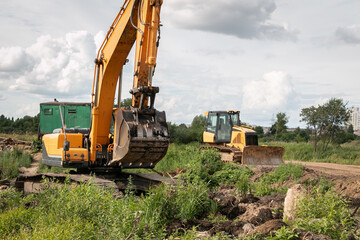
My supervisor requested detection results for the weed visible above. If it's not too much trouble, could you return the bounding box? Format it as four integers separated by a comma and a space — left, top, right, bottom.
292, 187, 357, 239
265, 140, 360, 165
266, 227, 299, 240
175, 180, 216, 220
253, 163, 304, 196
236, 173, 252, 196
0, 148, 32, 179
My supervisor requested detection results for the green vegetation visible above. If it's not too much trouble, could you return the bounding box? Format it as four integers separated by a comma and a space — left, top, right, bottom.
270, 187, 358, 240
0, 178, 215, 239
154, 143, 201, 172
0, 115, 39, 134
38, 161, 74, 174
0, 149, 32, 179
301, 98, 352, 151
167, 115, 206, 144
253, 163, 304, 196
0, 133, 37, 142
266, 140, 360, 165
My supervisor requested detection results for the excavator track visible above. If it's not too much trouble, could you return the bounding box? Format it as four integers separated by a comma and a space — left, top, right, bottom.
15, 172, 175, 194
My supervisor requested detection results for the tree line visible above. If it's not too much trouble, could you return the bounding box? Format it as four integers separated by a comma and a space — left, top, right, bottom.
0, 114, 39, 134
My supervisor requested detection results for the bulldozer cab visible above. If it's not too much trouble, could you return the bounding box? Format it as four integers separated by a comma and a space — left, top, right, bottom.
204, 111, 240, 143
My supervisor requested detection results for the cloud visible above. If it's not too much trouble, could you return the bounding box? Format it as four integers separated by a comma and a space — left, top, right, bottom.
0, 31, 98, 98
335, 25, 360, 44
241, 71, 297, 116
163, 0, 297, 41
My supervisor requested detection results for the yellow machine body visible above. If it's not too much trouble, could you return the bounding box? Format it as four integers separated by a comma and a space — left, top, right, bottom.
203, 111, 284, 167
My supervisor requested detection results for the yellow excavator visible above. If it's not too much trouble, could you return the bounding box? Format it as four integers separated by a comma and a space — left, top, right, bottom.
42, 0, 169, 171
203, 111, 284, 167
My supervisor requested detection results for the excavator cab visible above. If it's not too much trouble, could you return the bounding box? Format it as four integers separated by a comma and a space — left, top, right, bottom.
203, 110, 284, 167
203, 111, 240, 143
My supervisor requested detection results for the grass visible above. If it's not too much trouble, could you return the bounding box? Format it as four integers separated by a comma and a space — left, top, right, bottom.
154, 143, 201, 172
0, 178, 216, 239
269, 186, 358, 240
0, 133, 37, 142
263, 140, 360, 165
0, 149, 32, 179
38, 161, 74, 174
252, 163, 304, 196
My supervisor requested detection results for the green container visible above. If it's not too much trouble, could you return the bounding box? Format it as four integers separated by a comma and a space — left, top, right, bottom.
39, 102, 91, 135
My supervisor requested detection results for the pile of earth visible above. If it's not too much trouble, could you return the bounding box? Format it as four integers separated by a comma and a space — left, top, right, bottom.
0, 138, 32, 152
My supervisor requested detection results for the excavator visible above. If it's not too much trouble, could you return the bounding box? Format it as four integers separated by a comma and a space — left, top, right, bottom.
41, 0, 169, 171
203, 111, 284, 167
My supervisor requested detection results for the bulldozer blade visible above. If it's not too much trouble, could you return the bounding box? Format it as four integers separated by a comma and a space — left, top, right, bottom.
242, 145, 284, 167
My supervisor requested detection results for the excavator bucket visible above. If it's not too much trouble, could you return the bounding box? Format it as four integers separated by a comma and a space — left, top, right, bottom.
109, 107, 169, 168
242, 145, 284, 167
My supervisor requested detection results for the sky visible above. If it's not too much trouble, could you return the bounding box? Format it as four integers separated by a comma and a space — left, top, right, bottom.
0, 0, 360, 127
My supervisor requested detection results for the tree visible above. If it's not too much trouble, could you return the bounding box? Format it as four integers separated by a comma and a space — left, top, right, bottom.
271, 112, 288, 140
254, 126, 264, 138
120, 98, 132, 107
300, 98, 351, 151
300, 106, 323, 151
167, 115, 206, 144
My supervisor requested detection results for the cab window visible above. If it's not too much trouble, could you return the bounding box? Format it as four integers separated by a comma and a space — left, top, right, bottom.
206, 113, 217, 133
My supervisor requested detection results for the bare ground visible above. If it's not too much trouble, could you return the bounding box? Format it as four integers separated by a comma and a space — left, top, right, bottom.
286, 160, 360, 199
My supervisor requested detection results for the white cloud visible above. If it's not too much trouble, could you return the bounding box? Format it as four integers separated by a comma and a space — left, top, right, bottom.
335, 25, 360, 44
0, 31, 97, 98
163, 0, 297, 41
241, 71, 296, 115
94, 31, 106, 52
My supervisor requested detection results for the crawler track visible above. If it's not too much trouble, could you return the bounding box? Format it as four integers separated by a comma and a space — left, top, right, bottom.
15, 172, 176, 194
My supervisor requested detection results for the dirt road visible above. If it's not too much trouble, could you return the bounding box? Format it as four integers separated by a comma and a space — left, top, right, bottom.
286, 161, 360, 177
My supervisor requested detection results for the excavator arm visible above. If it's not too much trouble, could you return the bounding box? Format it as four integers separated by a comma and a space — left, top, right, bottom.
90, 0, 168, 167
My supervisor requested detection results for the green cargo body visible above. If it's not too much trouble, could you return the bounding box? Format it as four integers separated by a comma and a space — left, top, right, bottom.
39, 102, 91, 135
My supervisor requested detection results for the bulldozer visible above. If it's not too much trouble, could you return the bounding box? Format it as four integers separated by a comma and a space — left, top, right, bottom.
203, 111, 284, 167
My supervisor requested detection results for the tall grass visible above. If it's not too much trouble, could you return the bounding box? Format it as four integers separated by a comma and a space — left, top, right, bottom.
253, 163, 304, 196
0, 178, 216, 239
264, 140, 360, 165
0, 149, 32, 179
155, 143, 201, 172
0, 133, 37, 142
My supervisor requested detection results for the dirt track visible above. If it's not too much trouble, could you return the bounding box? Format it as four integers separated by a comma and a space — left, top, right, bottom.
286, 160, 360, 177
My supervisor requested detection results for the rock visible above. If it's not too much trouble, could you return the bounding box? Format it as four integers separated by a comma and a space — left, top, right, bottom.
210, 190, 245, 219
195, 231, 211, 239
242, 223, 255, 235
249, 207, 273, 225
283, 184, 306, 222
247, 219, 286, 237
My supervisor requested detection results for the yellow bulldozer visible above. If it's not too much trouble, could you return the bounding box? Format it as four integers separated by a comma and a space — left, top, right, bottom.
203, 111, 284, 167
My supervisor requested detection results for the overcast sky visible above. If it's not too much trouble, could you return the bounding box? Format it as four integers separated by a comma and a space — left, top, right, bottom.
0, 0, 360, 127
